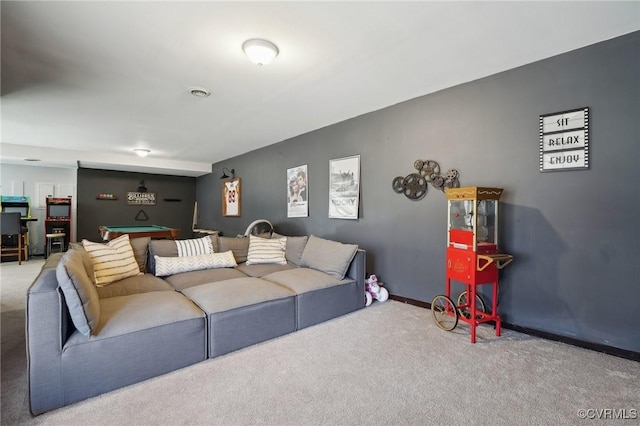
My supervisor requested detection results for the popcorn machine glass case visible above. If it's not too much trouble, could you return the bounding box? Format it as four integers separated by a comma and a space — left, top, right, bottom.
447, 187, 505, 259
432, 187, 513, 343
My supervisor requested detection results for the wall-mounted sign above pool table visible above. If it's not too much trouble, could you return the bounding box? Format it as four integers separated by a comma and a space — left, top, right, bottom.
126, 192, 157, 205
98, 225, 179, 241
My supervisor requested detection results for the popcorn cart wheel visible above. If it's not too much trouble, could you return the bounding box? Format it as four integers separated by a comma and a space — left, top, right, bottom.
457, 291, 487, 319
430, 292, 487, 331
431, 295, 459, 331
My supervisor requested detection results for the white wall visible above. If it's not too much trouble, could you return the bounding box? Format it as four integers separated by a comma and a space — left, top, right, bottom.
1, 163, 77, 255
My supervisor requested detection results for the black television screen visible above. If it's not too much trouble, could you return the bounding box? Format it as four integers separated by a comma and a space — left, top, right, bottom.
48, 204, 70, 218
2, 206, 28, 217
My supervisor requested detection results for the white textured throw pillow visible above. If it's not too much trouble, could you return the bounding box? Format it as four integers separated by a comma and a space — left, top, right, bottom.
154, 251, 237, 276
176, 236, 213, 257
246, 235, 287, 265
82, 234, 142, 286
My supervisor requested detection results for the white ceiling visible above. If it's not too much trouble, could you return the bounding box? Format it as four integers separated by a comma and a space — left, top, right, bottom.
2, 1, 638, 177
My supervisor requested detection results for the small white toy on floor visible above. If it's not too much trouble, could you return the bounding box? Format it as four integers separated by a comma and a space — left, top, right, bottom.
365, 274, 389, 306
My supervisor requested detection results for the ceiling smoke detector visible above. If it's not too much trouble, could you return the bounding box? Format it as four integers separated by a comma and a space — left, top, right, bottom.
188, 87, 211, 97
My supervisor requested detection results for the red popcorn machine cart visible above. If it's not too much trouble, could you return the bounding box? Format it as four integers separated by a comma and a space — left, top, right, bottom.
431, 187, 513, 343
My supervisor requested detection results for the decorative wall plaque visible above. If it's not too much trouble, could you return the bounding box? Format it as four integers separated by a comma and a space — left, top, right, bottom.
539, 107, 589, 172
392, 159, 460, 200
127, 192, 157, 205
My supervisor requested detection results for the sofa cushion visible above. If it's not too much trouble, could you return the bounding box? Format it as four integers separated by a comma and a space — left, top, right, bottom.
246, 235, 287, 265
148, 239, 177, 275
82, 234, 142, 286
64, 291, 205, 342
209, 234, 220, 252
164, 267, 248, 291
43, 251, 65, 269
154, 251, 237, 277
236, 262, 295, 278
96, 273, 174, 299
299, 235, 358, 280
262, 267, 344, 294
272, 233, 308, 266
56, 249, 101, 336
66, 243, 97, 284
182, 277, 295, 314
176, 236, 213, 257
218, 236, 250, 263
286, 236, 308, 266
149, 239, 178, 258
129, 237, 151, 273
74, 238, 150, 277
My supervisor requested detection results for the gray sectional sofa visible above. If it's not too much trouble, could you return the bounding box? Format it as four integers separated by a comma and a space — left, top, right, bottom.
26, 233, 366, 415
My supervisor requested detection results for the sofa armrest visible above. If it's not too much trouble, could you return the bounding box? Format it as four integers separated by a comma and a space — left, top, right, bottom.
26, 263, 70, 415
345, 249, 366, 309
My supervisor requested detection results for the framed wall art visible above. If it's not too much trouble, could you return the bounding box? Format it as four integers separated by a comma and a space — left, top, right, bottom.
539, 107, 589, 172
287, 164, 308, 218
222, 178, 241, 217
329, 155, 360, 219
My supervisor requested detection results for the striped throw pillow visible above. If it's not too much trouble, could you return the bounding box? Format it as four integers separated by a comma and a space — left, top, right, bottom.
154, 251, 237, 276
246, 235, 287, 265
82, 234, 142, 286
176, 236, 213, 257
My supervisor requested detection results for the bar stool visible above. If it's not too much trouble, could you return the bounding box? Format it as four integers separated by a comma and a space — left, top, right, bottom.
1, 212, 24, 264
20, 225, 30, 261
46, 233, 66, 258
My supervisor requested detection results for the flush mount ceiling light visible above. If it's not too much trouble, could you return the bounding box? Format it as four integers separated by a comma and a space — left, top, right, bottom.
188, 87, 211, 97
134, 148, 150, 157
242, 39, 279, 65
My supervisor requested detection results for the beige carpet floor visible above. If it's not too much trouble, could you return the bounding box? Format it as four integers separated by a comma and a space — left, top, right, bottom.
1, 259, 638, 425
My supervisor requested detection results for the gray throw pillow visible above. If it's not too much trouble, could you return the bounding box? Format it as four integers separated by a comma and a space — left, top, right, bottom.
148, 239, 178, 275
56, 249, 101, 336
285, 236, 308, 266
218, 236, 250, 263
129, 237, 151, 273
299, 235, 358, 280
273, 233, 308, 266
208, 234, 220, 252
65, 243, 96, 285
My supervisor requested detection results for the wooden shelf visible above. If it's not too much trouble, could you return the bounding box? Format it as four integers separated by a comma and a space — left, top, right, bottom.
96, 193, 118, 200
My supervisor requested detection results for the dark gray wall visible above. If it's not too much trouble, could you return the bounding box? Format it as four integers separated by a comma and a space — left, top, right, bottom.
195, 171, 217, 230
197, 32, 639, 353
77, 168, 196, 242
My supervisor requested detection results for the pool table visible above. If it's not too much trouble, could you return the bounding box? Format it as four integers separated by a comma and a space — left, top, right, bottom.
99, 225, 179, 241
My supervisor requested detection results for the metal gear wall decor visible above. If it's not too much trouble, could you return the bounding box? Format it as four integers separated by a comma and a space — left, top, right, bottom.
392, 159, 461, 200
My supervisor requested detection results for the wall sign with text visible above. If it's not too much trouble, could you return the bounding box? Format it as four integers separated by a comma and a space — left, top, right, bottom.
127, 192, 156, 205
539, 107, 589, 172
